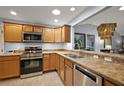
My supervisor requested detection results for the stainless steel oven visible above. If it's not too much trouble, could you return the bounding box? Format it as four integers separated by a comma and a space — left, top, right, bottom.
20, 47, 43, 78
20, 58, 43, 78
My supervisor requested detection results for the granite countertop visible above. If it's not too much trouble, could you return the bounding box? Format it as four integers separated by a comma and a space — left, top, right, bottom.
0, 52, 22, 57
43, 50, 124, 85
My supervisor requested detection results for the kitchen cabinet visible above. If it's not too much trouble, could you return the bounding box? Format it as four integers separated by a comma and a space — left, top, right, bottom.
54, 28, 62, 42
64, 59, 73, 86
49, 53, 56, 70
62, 25, 71, 42
23, 25, 33, 32
43, 54, 50, 72
4, 23, 22, 42
55, 54, 60, 73
34, 26, 43, 33
43, 53, 56, 72
103, 79, 116, 86
43, 28, 54, 42
59, 56, 65, 81
0, 56, 20, 79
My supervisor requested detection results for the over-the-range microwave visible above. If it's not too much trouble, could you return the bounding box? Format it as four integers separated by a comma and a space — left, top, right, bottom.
23, 32, 42, 43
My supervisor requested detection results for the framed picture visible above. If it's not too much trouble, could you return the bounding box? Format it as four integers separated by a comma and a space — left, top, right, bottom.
74, 33, 86, 49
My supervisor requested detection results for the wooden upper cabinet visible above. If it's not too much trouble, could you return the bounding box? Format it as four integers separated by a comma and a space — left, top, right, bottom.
34, 26, 43, 33
54, 28, 62, 42
22, 25, 33, 32
43, 28, 54, 42
62, 25, 71, 42
4, 23, 22, 42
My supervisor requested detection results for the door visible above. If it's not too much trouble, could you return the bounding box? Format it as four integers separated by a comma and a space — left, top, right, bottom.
59, 56, 65, 81
64, 59, 73, 86
43, 28, 54, 42
62, 25, 70, 42
55, 54, 60, 73
43, 54, 50, 71
4, 23, 22, 42
49, 54, 56, 70
23, 25, 33, 32
34, 26, 43, 33
0, 60, 20, 79
54, 28, 62, 42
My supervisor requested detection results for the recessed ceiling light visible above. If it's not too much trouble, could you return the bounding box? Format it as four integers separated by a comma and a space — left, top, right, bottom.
119, 6, 124, 10
54, 19, 58, 23
10, 11, 17, 15
52, 9, 61, 15
70, 7, 76, 11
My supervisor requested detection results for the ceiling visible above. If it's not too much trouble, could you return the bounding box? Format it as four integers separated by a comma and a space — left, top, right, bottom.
78, 6, 124, 35
0, 6, 87, 26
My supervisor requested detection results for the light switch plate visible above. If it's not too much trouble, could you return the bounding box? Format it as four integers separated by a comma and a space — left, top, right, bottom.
104, 57, 112, 62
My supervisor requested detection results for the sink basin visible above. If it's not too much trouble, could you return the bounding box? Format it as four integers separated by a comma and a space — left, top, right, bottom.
64, 54, 83, 58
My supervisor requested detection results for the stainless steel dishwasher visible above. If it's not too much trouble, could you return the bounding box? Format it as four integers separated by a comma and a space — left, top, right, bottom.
74, 65, 102, 86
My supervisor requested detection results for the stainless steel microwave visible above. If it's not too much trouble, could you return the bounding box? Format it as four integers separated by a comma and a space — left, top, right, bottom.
23, 32, 42, 43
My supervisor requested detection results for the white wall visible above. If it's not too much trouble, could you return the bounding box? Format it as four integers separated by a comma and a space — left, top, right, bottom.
68, 24, 122, 51
73, 24, 104, 52
112, 31, 122, 49
4, 43, 64, 52
0, 21, 4, 53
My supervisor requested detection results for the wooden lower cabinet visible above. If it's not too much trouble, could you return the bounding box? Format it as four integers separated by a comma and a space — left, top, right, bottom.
103, 79, 116, 86
43, 54, 50, 72
49, 54, 56, 70
43, 53, 56, 72
55, 54, 60, 73
64, 59, 73, 86
0, 56, 20, 79
59, 56, 65, 81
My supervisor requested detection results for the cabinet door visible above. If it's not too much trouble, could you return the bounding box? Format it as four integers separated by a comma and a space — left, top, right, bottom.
43, 28, 54, 42
43, 54, 50, 72
0, 58, 20, 79
23, 25, 33, 32
55, 54, 60, 73
4, 23, 22, 42
49, 54, 56, 70
64, 59, 73, 86
65, 65, 73, 86
54, 28, 62, 42
62, 25, 70, 42
59, 56, 65, 81
34, 26, 43, 33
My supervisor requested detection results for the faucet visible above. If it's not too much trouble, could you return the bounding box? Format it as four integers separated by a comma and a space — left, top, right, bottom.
75, 42, 81, 55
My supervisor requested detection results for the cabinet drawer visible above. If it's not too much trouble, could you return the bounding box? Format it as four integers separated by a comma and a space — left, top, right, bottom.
65, 59, 73, 68
0, 56, 20, 62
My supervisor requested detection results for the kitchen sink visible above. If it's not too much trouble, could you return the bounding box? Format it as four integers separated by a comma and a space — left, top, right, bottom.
64, 54, 83, 58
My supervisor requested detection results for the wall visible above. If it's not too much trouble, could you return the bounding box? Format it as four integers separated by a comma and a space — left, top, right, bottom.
73, 24, 104, 52
112, 31, 122, 49
4, 43, 64, 52
0, 20, 4, 53
69, 24, 122, 52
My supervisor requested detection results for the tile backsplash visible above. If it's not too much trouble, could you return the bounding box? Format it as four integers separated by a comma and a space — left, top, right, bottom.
4, 43, 65, 52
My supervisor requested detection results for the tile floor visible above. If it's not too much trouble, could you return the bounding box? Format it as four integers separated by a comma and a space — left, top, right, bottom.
0, 72, 64, 86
